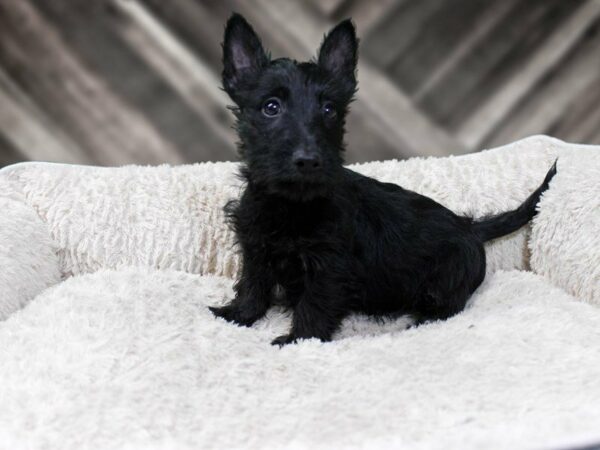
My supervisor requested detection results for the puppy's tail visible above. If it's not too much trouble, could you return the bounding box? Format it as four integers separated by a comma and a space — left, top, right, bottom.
472, 160, 557, 242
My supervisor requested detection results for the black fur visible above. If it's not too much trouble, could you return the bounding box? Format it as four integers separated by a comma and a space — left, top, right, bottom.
209, 14, 557, 346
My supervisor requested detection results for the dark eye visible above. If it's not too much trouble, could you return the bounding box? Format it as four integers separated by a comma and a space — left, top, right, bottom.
262, 98, 282, 117
322, 102, 337, 119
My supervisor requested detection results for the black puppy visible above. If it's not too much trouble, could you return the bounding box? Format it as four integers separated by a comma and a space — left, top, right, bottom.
209, 14, 557, 346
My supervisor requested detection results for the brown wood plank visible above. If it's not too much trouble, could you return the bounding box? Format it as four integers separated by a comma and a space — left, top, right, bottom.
587, 118, 600, 145
1, 0, 597, 166
29, 0, 233, 163
546, 21, 600, 145
111, 0, 237, 159
0, 0, 182, 166
388, 0, 490, 95
306, 0, 348, 18
551, 88, 600, 145
417, 0, 569, 130
141, 0, 227, 70
413, 0, 516, 103
361, 0, 445, 70
336, 0, 406, 36
457, 0, 600, 149
0, 132, 25, 167
483, 19, 600, 149
0, 68, 89, 164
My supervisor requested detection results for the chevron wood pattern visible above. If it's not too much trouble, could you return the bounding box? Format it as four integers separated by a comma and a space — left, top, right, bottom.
1, 0, 599, 167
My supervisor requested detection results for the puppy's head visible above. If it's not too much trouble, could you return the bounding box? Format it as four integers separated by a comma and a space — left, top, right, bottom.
222, 13, 358, 201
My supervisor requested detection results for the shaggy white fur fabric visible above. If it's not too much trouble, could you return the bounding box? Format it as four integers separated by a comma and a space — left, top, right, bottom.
0, 178, 61, 320
0, 135, 567, 317
0, 135, 599, 449
1, 268, 600, 450
530, 146, 600, 304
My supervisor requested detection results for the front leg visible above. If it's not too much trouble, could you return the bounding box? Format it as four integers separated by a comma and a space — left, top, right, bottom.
272, 269, 356, 346
271, 297, 345, 345
210, 251, 274, 327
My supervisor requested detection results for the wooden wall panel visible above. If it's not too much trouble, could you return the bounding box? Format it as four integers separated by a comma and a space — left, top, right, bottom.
0, 0, 599, 167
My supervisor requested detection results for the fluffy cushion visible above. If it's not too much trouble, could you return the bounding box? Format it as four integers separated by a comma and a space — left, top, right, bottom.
1, 268, 599, 450
2, 136, 560, 284
1, 162, 242, 279
0, 177, 61, 320
530, 146, 600, 304
1, 135, 599, 450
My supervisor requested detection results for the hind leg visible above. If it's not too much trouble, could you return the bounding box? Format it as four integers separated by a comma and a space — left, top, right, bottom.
412, 290, 470, 326
414, 241, 485, 325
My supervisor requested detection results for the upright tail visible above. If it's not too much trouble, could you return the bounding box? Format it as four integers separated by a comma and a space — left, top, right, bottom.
472, 160, 557, 242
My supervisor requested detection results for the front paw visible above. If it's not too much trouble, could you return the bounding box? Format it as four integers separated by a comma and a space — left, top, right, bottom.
209, 305, 258, 327
271, 334, 298, 347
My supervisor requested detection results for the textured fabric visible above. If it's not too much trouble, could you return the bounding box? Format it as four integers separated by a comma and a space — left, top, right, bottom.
1, 135, 562, 286
530, 146, 600, 304
1, 161, 242, 280
0, 177, 61, 320
1, 267, 599, 450
1, 135, 599, 450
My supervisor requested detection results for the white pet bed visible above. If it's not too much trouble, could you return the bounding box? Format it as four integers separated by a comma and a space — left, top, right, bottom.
0, 135, 598, 450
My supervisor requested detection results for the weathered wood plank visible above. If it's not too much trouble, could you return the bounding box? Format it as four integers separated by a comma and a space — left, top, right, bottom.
587, 114, 600, 145
1, 0, 599, 166
339, 0, 406, 36
457, 0, 600, 149
412, 0, 516, 102
306, 0, 348, 18
29, 0, 230, 163
483, 21, 600, 149
141, 0, 225, 70
361, 0, 444, 70
0, 132, 23, 168
553, 91, 600, 145
112, 0, 237, 159
388, 0, 489, 95
417, 0, 565, 130
0, 68, 89, 164
0, 0, 182, 166
546, 24, 600, 146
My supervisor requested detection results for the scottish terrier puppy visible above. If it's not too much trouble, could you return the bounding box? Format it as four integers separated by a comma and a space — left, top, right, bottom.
209, 14, 557, 346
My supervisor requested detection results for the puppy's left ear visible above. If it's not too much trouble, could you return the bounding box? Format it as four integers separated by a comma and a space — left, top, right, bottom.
222, 13, 268, 101
318, 19, 358, 93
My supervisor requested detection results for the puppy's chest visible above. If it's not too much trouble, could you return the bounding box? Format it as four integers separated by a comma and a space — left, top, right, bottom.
255, 214, 338, 280
263, 233, 315, 276
240, 196, 351, 276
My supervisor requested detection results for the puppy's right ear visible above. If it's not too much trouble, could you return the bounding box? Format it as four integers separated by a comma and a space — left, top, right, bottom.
222, 13, 267, 101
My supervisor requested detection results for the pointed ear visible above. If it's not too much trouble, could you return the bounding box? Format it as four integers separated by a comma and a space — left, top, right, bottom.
222, 13, 268, 99
318, 19, 358, 81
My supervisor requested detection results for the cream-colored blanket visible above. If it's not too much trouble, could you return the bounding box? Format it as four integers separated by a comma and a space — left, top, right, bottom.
0, 135, 598, 450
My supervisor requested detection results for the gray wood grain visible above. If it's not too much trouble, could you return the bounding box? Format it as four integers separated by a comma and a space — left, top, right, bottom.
0, 0, 599, 168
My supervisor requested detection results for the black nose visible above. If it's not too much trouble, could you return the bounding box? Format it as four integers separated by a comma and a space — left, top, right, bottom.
293, 151, 322, 173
